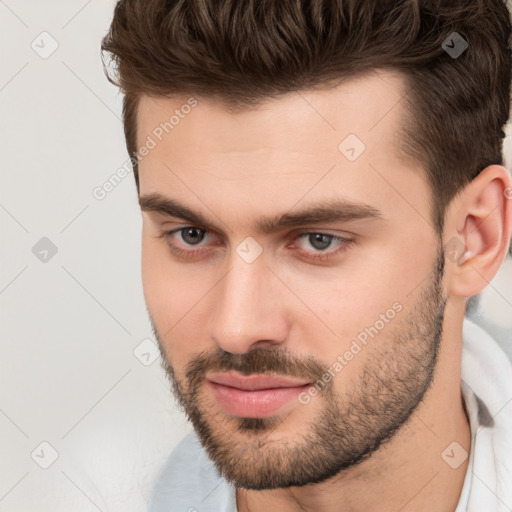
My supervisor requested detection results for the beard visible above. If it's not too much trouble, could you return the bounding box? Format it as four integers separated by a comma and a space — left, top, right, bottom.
151, 244, 446, 490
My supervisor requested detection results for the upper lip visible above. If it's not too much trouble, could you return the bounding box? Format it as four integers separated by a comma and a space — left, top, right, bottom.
206, 372, 311, 391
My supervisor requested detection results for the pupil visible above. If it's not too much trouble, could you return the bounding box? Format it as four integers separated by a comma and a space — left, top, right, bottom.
310, 233, 331, 250
182, 227, 204, 245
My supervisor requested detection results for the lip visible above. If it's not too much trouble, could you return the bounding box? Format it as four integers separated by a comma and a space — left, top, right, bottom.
206, 372, 311, 390
205, 371, 312, 418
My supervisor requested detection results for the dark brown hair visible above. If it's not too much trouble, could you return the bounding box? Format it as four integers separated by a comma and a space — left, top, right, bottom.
101, 0, 511, 235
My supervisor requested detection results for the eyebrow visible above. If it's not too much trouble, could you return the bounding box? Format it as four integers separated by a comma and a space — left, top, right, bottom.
139, 193, 384, 233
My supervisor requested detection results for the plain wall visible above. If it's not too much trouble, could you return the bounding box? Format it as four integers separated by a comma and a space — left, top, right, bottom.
1, 2, 190, 511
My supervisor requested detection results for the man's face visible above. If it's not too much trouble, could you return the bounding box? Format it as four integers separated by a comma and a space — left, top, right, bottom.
137, 71, 447, 489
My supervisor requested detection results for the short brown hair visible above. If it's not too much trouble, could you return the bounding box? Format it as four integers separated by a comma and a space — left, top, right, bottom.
101, 0, 511, 235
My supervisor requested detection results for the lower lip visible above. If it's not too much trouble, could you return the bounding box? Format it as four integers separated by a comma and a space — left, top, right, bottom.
206, 381, 312, 418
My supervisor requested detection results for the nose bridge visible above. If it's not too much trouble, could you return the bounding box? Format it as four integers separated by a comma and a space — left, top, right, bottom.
207, 251, 288, 352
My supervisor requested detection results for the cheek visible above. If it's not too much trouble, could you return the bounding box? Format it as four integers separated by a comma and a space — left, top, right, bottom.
141, 233, 170, 319
303, 249, 420, 352
141, 233, 213, 365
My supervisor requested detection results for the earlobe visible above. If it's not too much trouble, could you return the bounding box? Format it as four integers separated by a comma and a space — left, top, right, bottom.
444, 165, 512, 298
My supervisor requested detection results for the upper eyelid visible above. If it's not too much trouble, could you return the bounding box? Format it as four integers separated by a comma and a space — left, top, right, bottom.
167, 226, 348, 237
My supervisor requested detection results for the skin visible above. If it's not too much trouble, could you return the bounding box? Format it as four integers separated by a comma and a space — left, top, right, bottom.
136, 69, 512, 512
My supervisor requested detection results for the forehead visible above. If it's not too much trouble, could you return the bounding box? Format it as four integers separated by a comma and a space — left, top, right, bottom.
137, 69, 408, 155
136, 70, 429, 231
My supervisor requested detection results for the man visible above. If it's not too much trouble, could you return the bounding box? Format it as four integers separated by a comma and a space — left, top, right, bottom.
101, 1, 512, 510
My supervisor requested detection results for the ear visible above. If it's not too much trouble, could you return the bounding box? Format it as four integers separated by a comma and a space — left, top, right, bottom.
443, 165, 512, 298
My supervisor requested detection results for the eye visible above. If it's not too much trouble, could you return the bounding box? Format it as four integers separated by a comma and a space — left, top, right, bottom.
297, 233, 338, 251
179, 227, 207, 245
290, 232, 354, 261
159, 226, 353, 263
160, 226, 214, 257
295, 233, 347, 252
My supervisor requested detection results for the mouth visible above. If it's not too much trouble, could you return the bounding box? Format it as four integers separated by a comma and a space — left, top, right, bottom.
205, 371, 313, 418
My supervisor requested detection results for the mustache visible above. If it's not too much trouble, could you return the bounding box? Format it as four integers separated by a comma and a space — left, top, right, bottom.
183, 347, 330, 390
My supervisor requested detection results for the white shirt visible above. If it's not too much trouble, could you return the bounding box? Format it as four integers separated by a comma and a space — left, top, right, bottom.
148, 318, 512, 512
455, 318, 512, 511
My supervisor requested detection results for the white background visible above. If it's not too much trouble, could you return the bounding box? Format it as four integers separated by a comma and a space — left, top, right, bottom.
1, 1, 511, 511
1, 2, 190, 511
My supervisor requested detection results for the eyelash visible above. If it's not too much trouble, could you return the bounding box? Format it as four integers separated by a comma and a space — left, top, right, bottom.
158, 227, 354, 262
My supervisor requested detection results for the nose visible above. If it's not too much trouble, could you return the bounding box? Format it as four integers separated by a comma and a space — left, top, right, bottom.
206, 251, 291, 354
